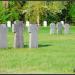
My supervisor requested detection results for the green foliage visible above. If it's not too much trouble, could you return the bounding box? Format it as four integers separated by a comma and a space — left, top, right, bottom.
23, 1, 45, 24
0, 1, 75, 25
47, 1, 65, 15
0, 1, 9, 24
8, 1, 21, 21
23, 1, 66, 24
8, 8, 20, 21
39, 1, 66, 25
70, 3, 75, 17
0, 1, 21, 23
0, 9, 8, 24
69, 2, 75, 23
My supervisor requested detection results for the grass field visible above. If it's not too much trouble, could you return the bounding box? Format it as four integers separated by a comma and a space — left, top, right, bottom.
0, 26, 75, 74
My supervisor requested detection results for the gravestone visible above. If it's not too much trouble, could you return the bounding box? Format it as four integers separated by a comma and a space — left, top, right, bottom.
0, 24, 7, 48
26, 21, 29, 27
7, 21, 11, 28
50, 22, 55, 34
28, 24, 38, 48
56, 22, 62, 34
13, 21, 24, 48
12, 24, 14, 32
43, 21, 47, 27
64, 23, 70, 34
61, 21, 64, 27
61, 21, 64, 25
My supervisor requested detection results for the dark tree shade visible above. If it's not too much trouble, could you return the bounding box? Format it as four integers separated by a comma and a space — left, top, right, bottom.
18, 1, 26, 7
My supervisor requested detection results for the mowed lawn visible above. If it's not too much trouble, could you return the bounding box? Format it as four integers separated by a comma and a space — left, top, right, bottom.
0, 26, 75, 74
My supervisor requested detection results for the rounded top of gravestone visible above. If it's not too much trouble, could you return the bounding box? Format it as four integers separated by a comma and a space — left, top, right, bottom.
56, 22, 62, 27
43, 21, 47, 23
65, 23, 69, 25
60, 21, 64, 25
26, 21, 29, 23
43, 21, 47, 24
50, 22, 55, 25
29, 23, 38, 27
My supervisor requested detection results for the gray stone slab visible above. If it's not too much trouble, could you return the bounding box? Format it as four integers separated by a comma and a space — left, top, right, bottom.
28, 24, 38, 48
50, 22, 55, 34
43, 21, 47, 27
61, 21, 65, 28
12, 24, 16, 32
56, 22, 62, 34
64, 23, 70, 34
7, 21, 11, 28
61, 21, 64, 25
0, 24, 7, 48
13, 21, 24, 48
26, 21, 29, 27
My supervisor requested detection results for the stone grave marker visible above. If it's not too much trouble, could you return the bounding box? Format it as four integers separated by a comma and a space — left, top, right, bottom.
43, 21, 47, 27
61, 21, 64, 25
64, 23, 70, 34
0, 24, 7, 48
50, 22, 55, 34
12, 24, 14, 32
26, 21, 29, 27
28, 24, 38, 48
7, 21, 11, 28
56, 22, 62, 34
61, 21, 64, 27
13, 21, 24, 48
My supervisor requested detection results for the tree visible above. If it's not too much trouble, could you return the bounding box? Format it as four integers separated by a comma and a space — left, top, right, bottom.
5, 1, 27, 23
0, 1, 68, 25
0, 1, 9, 24
68, 1, 75, 23
22, 1, 46, 25
40, 1, 66, 25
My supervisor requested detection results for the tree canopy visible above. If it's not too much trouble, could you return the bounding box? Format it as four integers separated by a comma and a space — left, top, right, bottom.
0, 1, 75, 25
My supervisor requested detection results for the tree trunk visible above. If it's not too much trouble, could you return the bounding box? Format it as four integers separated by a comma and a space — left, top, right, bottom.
3, 1, 8, 8
37, 15, 40, 26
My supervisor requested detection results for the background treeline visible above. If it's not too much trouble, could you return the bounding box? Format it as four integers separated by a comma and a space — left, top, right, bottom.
0, 1, 75, 25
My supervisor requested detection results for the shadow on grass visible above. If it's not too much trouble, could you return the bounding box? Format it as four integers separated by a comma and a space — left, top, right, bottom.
0, 47, 12, 50
24, 45, 28, 48
38, 44, 52, 48
1, 44, 52, 49
8, 47, 12, 49
24, 44, 52, 48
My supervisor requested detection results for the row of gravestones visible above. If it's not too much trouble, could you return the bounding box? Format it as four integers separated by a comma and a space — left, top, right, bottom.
50, 21, 70, 35
7, 20, 70, 32
0, 21, 70, 48
7, 21, 47, 27
7, 20, 47, 27
26, 21, 47, 27
0, 21, 38, 48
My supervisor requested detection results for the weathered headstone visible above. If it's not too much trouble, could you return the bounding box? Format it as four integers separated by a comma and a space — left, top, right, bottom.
7, 21, 11, 28
12, 24, 14, 32
43, 21, 47, 27
64, 23, 70, 34
61, 21, 64, 27
0, 24, 7, 48
28, 24, 38, 48
56, 22, 62, 34
13, 21, 24, 48
61, 21, 64, 25
26, 21, 29, 27
50, 22, 55, 34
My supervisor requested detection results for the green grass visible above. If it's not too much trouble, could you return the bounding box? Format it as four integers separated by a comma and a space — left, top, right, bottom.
0, 26, 75, 74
